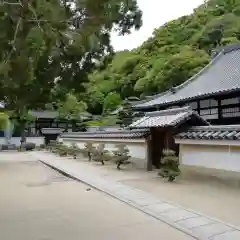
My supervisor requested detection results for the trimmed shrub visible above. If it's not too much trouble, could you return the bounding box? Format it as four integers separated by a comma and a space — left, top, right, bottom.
92, 144, 108, 165
22, 142, 36, 151
83, 142, 96, 161
113, 144, 131, 170
158, 149, 181, 182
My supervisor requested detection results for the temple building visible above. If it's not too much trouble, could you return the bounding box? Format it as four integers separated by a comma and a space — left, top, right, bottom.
133, 44, 240, 125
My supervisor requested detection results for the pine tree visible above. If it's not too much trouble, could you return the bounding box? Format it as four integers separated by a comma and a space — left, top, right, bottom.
158, 150, 181, 182
113, 144, 131, 170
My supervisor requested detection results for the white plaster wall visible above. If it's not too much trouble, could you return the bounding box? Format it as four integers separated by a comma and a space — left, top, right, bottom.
0, 137, 45, 147
181, 145, 240, 172
61, 138, 147, 169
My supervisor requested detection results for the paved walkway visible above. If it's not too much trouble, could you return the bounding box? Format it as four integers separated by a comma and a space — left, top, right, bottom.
30, 151, 240, 240
0, 153, 192, 240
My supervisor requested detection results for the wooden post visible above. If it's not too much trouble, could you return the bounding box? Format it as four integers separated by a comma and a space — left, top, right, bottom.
218, 99, 222, 123
197, 100, 200, 115
146, 131, 153, 171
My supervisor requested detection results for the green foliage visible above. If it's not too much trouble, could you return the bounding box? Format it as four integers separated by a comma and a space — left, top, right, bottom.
103, 92, 122, 114
57, 94, 87, 119
117, 98, 137, 127
83, 142, 96, 161
39, 144, 46, 149
86, 0, 240, 113
158, 150, 181, 182
0, 113, 8, 130
113, 144, 131, 170
66, 143, 82, 159
92, 143, 109, 165
0, 0, 142, 127
22, 142, 36, 151
86, 115, 118, 127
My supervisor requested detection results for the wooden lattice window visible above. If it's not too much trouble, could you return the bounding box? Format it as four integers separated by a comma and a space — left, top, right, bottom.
222, 107, 240, 118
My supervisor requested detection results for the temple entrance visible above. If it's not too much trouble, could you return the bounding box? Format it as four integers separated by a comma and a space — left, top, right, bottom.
150, 127, 179, 169
130, 107, 209, 171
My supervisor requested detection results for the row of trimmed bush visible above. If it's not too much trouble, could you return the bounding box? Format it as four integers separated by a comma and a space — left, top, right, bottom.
42, 141, 131, 170
41, 141, 181, 181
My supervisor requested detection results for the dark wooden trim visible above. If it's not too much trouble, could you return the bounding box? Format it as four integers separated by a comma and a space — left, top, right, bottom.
218, 99, 222, 120
197, 100, 200, 115
146, 134, 153, 171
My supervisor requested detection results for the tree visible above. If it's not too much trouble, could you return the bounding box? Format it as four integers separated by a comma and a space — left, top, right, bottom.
0, 0, 142, 141
113, 144, 131, 170
158, 150, 181, 182
117, 98, 137, 127
0, 113, 8, 131
154, 47, 210, 92
103, 92, 121, 114
84, 0, 240, 112
56, 93, 87, 132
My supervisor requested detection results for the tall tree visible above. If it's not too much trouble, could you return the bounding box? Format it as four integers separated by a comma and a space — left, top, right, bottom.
56, 93, 87, 131
0, 0, 142, 141
85, 0, 240, 114
117, 98, 140, 127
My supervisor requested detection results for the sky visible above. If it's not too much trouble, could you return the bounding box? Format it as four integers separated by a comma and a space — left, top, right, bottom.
111, 0, 204, 51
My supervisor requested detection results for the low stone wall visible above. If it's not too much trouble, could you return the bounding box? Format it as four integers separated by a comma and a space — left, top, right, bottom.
0, 137, 45, 147
178, 144, 240, 187
60, 137, 148, 169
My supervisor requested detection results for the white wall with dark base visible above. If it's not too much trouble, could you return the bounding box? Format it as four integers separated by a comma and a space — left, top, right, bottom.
181, 146, 240, 172
0, 137, 45, 147
60, 137, 148, 169
176, 140, 240, 186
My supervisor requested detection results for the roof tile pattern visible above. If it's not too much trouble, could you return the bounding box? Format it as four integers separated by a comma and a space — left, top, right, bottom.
176, 125, 240, 140
134, 44, 240, 109
61, 129, 150, 139
130, 107, 208, 128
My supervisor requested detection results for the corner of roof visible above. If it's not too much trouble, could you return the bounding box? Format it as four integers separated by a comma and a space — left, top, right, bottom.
222, 43, 240, 55
191, 112, 210, 126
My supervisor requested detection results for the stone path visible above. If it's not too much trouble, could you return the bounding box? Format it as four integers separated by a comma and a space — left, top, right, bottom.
30, 151, 240, 240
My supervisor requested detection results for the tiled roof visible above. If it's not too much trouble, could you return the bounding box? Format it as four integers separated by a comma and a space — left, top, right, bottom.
176, 125, 240, 140
129, 107, 209, 128
134, 44, 240, 109
61, 129, 150, 139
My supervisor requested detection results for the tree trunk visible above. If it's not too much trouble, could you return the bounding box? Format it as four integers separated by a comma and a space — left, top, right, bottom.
71, 120, 77, 132
88, 152, 91, 161
20, 121, 26, 149
117, 162, 121, 170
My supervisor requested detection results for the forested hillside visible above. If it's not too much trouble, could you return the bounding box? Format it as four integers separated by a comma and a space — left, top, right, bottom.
84, 0, 240, 115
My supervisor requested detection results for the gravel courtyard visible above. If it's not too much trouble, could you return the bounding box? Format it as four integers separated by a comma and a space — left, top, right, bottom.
0, 152, 192, 240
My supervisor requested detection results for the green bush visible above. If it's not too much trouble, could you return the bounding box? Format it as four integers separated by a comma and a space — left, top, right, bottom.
158, 149, 181, 182
39, 144, 46, 149
83, 142, 96, 161
22, 142, 36, 151
113, 144, 131, 170
92, 143, 108, 165
68, 143, 82, 159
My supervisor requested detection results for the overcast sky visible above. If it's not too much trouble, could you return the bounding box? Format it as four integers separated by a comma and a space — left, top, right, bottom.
111, 0, 204, 51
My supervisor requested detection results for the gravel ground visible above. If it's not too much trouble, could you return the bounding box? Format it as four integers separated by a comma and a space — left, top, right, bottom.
0, 153, 192, 240
46, 154, 240, 227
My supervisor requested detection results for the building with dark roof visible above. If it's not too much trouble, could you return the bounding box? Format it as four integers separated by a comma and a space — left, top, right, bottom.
129, 107, 209, 129
9, 110, 92, 139
174, 125, 240, 186
133, 44, 240, 125
128, 106, 208, 169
